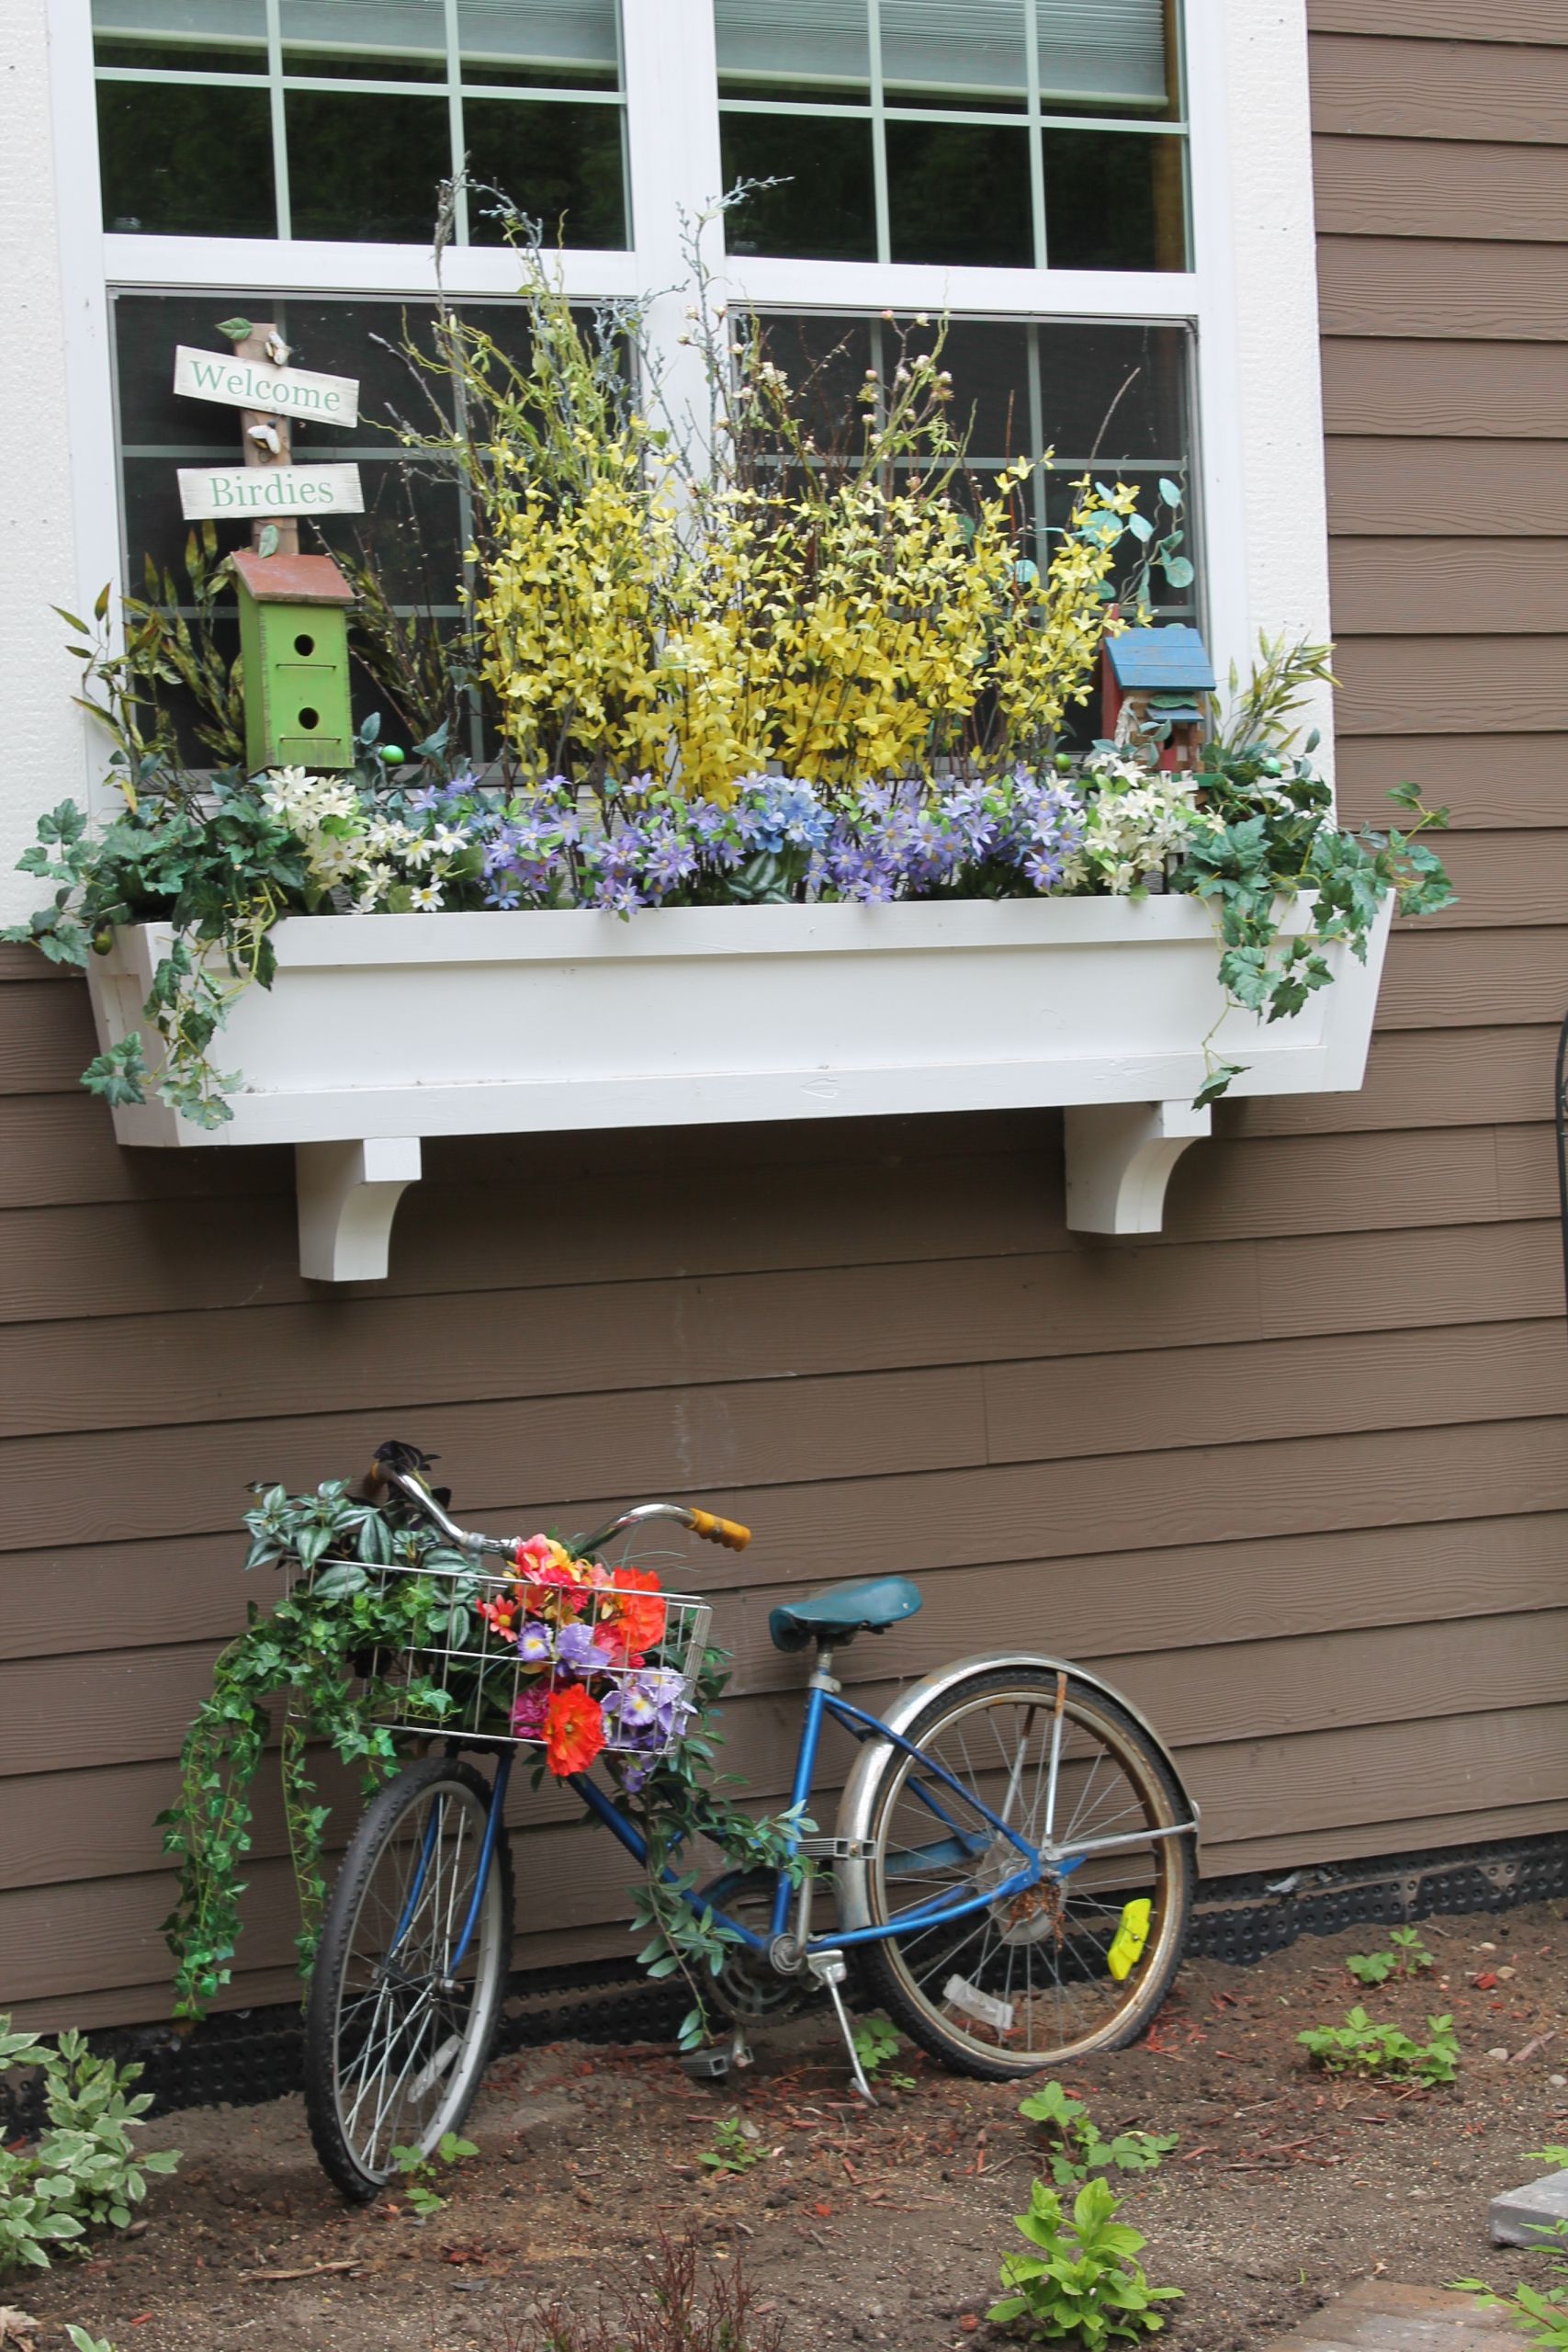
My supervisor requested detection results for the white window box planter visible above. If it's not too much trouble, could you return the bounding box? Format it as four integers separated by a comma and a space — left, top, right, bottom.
85, 894, 1393, 1281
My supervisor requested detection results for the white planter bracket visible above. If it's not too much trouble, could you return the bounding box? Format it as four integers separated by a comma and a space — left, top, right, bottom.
85, 898, 1391, 1280
296, 1137, 422, 1282
1064, 1100, 1213, 1237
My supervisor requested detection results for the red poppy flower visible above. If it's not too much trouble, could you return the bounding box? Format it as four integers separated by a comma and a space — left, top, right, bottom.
605, 1567, 667, 1657
544, 1684, 605, 1777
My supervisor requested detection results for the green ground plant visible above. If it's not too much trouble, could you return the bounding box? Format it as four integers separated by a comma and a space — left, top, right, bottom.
389, 2132, 477, 2216
1346, 1925, 1435, 1985
1454, 2219, 1568, 2349
987, 2176, 1182, 2346
1018, 2081, 1178, 2188
0, 2024, 179, 2273
697, 2118, 763, 2177
1296, 2007, 1459, 2085
852, 2013, 916, 2090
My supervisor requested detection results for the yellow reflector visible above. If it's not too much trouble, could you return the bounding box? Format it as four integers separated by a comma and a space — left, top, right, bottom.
1107, 1897, 1152, 1981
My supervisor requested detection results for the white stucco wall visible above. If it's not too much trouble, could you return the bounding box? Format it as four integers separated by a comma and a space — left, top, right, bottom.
0, 0, 105, 926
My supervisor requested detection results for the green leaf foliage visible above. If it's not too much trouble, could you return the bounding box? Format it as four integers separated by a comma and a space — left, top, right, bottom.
1163, 633, 1455, 1105
1018, 2081, 1178, 2189
987, 2177, 1183, 2346
1297, 2007, 1460, 2086
1453, 2219, 1568, 2351
0, 2023, 179, 2275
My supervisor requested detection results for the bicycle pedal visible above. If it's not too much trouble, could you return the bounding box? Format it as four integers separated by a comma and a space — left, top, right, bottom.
680, 2045, 735, 2080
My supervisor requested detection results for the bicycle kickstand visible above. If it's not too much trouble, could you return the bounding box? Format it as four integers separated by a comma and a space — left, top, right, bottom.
806, 1949, 876, 2105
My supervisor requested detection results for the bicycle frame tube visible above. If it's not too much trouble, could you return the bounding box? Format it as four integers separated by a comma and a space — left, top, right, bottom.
571, 1691, 1043, 1962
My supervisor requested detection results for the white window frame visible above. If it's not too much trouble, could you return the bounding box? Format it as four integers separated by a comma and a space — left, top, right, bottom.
35, 0, 1334, 836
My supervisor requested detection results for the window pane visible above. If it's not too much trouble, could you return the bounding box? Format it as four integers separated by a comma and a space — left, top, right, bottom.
714, 0, 869, 96
886, 121, 1032, 267
463, 99, 627, 246
1043, 127, 1186, 270
881, 0, 1026, 107
98, 81, 276, 235
280, 0, 446, 79
93, 0, 265, 70
720, 114, 875, 259
1037, 0, 1176, 116
458, 0, 620, 86
285, 90, 451, 241
761, 311, 1194, 599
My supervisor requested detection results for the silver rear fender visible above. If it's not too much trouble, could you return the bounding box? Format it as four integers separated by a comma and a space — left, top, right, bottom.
831, 1650, 1200, 1934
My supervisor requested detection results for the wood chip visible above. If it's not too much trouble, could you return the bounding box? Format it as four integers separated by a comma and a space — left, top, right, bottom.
1512, 2030, 1556, 2065
237, 2258, 364, 2282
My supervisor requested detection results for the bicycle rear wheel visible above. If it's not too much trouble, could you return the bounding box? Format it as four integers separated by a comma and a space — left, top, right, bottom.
304, 1753, 513, 2200
856, 1668, 1193, 2080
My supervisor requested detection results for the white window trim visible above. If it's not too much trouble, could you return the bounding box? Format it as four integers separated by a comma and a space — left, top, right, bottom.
5, 0, 1332, 915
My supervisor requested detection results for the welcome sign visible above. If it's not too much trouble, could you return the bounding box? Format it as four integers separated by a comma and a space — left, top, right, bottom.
173, 345, 361, 428
176, 463, 365, 519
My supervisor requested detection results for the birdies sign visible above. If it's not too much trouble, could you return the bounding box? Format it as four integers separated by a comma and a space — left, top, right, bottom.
171, 314, 364, 545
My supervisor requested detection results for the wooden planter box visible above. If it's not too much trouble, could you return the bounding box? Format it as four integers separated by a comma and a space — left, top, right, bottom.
86, 895, 1393, 1280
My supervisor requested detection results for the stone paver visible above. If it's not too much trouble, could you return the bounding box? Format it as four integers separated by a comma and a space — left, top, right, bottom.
1492, 2165, 1568, 2246
1268, 2279, 1514, 2351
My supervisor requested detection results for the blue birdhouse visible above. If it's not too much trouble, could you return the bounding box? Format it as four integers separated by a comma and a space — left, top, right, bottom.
1101, 624, 1216, 769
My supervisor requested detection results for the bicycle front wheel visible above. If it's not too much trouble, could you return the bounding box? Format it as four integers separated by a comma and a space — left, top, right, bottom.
857, 1668, 1193, 2080
304, 1754, 513, 2200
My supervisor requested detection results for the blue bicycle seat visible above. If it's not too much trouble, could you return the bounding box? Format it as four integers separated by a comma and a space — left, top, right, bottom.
768, 1576, 922, 1654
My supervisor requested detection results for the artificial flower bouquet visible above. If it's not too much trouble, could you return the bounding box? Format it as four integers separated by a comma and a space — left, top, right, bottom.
382, 1532, 707, 1787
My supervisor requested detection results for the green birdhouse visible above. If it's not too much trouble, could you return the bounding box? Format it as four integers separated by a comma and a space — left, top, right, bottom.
231, 548, 355, 773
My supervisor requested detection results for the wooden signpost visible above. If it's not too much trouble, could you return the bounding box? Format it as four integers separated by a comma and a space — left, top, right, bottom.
172, 317, 364, 553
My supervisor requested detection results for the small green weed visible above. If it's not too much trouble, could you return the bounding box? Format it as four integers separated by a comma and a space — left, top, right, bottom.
66, 2330, 117, 2352
0, 2020, 180, 2274
1018, 2081, 1178, 2188
1453, 2218, 1568, 2349
1296, 2007, 1458, 2086
988, 2176, 1182, 2346
389, 2132, 478, 2216
698, 2118, 762, 2177
1528, 2149, 1568, 2171
1346, 1925, 1435, 1986
852, 2014, 915, 2091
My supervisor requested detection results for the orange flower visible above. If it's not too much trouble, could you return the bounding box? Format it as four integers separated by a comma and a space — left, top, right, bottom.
606, 1566, 667, 1658
544, 1684, 606, 1777
513, 1534, 591, 1621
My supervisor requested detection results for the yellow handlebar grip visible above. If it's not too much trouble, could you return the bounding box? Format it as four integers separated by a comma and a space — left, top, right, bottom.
690, 1508, 752, 1552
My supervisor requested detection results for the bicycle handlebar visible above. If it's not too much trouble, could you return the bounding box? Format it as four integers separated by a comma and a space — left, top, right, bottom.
363, 1442, 750, 1560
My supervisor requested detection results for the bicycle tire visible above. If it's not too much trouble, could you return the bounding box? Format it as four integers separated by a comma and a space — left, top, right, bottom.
856, 1668, 1192, 2082
304, 1753, 513, 2200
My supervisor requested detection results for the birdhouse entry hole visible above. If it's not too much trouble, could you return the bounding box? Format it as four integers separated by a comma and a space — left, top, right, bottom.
298, 707, 321, 729
294, 631, 316, 656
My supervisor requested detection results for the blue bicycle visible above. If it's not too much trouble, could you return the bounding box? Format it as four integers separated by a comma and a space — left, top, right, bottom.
302, 1451, 1199, 2201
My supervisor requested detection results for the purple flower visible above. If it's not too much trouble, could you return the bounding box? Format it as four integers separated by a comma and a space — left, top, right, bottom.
602, 1667, 691, 1747
517, 1619, 554, 1664
556, 1620, 613, 1674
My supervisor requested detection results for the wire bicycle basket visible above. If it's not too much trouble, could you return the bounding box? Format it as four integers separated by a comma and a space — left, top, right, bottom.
291, 1544, 713, 1765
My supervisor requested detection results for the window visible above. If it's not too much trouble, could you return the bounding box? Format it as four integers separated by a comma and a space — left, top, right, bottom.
716, 0, 1186, 271
65, 0, 1333, 774
94, 0, 628, 243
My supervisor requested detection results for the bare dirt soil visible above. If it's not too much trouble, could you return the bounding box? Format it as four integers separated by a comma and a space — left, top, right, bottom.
17, 1899, 1568, 2352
